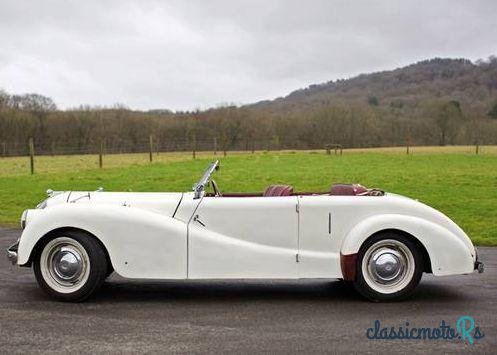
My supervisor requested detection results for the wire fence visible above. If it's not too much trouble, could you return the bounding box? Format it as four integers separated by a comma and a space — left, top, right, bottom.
0, 136, 486, 175
0, 137, 344, 158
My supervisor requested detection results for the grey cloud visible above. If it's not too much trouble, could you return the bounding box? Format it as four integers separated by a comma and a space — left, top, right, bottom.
0, 0, 496, 110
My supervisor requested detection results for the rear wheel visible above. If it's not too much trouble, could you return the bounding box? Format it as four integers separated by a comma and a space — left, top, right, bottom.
33, 230, 108, 302
353, 232, 423, 301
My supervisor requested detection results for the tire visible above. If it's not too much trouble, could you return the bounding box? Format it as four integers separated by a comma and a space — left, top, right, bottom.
33, 230, 108, 302
353, 232, 423, 301
105, 267, 114, 279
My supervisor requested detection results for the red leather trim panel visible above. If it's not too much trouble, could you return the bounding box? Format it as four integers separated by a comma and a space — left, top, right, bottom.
340, 252, 358, 281
330, 184, 368, 196
263, 185, 294, 197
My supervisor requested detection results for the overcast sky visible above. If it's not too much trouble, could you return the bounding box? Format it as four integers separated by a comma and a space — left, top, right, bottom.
0, 0, 496, 111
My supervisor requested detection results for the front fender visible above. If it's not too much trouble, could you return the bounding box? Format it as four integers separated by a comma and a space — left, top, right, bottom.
340, 214, 475, 276
18, 203, 187, 279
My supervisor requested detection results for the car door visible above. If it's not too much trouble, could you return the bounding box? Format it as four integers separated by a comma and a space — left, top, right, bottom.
297, 195, 343, 278
188, 196, 299, 278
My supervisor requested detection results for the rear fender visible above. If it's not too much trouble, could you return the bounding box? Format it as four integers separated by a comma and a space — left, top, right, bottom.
340, 214, 475, 277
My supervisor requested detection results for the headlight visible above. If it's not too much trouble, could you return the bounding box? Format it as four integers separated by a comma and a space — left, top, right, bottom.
20, 210, 28, 229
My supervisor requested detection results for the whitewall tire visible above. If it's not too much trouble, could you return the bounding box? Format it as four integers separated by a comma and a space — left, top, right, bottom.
33, 230, 108, 302
353, 232, 423, 301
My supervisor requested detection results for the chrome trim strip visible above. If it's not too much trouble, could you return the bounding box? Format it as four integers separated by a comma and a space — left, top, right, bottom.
172, 192, 184, 218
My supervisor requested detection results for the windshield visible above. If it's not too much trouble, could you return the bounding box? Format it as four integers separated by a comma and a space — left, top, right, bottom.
193, 160, 219, 199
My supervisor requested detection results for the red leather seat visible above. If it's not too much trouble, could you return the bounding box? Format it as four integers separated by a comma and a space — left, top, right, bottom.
330, 184, 367, 196
263, 185, 294, 197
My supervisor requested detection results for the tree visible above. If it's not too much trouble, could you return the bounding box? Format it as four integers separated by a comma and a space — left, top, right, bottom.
7, 94, 57, 150
9, 93, 56, 112
0, 89, 9, 111
390, 100, 404, 109
368, 96, 379, 106
488, 102, 497, 119
428, 100, 464, 146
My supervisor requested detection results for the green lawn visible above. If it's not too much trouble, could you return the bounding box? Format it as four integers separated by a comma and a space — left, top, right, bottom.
1, 148, 496, 245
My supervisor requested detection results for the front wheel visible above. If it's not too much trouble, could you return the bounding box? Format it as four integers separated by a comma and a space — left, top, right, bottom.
33, 231, 108, 302
353, 233, 423, 301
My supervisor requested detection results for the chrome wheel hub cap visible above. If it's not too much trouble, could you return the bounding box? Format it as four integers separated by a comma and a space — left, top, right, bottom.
52, 247, 83, 282
40, 237, 90, 293
368, 248, 404, 283
362, 239, 415, 294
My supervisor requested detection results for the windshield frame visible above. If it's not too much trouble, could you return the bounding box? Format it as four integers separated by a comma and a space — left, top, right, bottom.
193, 160, 219, 199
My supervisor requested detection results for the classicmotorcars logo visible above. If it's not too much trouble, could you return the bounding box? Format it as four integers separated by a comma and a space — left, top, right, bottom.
366, 316, 485, 345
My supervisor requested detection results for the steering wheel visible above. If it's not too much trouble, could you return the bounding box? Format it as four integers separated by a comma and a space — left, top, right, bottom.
211, 179, 222, 197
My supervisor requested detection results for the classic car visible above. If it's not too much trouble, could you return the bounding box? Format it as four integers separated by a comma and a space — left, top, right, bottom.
7, 160, 483, 302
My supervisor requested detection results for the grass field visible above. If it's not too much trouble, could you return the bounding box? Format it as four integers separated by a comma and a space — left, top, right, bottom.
1, 146, 496, 245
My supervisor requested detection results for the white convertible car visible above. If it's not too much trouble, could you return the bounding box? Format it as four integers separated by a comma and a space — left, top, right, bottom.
7, 160, 483, 302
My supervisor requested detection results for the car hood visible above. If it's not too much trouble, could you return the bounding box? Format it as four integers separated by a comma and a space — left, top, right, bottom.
42, 191, 184, 216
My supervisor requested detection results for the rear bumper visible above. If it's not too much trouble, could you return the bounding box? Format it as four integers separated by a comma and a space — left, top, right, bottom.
6, 241, 18, 265
474, 248, 484, 273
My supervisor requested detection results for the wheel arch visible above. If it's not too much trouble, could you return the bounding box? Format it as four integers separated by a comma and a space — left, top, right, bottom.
26, 227, 113, 273
364, 228, 432, 273
340, 228, 432, 281
340, 213, 475, 280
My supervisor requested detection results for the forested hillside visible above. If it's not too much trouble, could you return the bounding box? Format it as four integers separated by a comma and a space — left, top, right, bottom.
1, 57, 497, 156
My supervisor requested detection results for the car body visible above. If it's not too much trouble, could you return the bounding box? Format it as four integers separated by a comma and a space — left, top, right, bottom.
7, 160, 483, 301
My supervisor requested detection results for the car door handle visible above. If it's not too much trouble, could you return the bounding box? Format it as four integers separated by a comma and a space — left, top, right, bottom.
193, 214, 206, 227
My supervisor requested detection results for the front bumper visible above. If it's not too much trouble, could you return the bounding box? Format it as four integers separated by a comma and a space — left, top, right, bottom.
6, 241, 18, 265
474, 248, 484, 273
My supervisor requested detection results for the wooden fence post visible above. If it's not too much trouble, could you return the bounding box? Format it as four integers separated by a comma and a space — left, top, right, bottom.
29, 137, 35, 174
99, 139, 103, 168
149, 135, 153, 162
2, 142, 6, 157
475, 144, 479, 155
192, 136, 196, 160
214, 137, 217, 155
